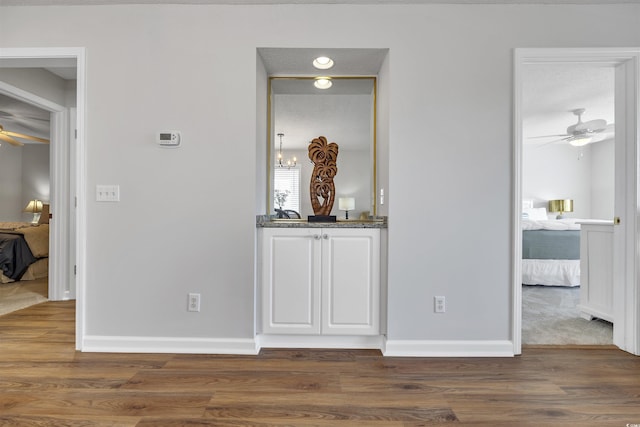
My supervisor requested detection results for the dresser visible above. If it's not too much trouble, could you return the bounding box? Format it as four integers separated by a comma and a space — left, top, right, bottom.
577, 221, 614, 322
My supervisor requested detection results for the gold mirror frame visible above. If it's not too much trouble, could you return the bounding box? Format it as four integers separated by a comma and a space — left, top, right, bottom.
267, 76, 377, 218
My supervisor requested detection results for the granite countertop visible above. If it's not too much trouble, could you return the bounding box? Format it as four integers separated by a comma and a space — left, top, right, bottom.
257, 215, 387, 228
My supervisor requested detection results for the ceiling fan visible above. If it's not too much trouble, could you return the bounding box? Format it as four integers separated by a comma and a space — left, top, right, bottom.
530, 108, 612, 147
0, 124, 50, 147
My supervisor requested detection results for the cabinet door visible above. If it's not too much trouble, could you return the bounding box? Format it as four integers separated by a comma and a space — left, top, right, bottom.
321, 228, 380, 335
261, 228, 322, 334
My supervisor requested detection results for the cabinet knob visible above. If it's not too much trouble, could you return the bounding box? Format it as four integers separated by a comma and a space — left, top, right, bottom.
323, 234, 329, 239
314, 234, 321, 240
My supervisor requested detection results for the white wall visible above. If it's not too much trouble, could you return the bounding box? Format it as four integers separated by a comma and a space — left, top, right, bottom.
21, 144, 50, 221
523, 140, 615, 219
523, 143, 593, 218
2, 3, 639, 349
590, 139, 615, 219
0, 144, 49, 221
0, 143, 23, 220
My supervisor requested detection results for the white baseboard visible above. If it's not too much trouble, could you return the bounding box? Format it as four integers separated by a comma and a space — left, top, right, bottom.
384, 339, 514, 357
256, 334, 385, 351
81, 335, 259, 355
80, 336, 513, 357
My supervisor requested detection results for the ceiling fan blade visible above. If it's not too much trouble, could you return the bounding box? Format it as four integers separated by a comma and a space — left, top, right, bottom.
531, 138, 566, 148
0, 132, 24, 146
4, 130, 49, 143
575, 118, 607, 132
526, 134, 569, 139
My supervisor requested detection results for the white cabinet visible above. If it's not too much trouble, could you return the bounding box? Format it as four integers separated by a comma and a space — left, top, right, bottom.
260, 227, 380, 336
577, 221, 614, 322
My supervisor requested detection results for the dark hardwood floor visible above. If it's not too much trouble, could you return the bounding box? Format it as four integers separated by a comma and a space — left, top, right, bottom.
1, 301, 639, 426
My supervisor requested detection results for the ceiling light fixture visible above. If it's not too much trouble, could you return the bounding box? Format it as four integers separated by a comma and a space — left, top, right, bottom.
314, 77, 332, 90
313, 56, 334, 70
569, 136, 592, 147
276, 133, 296, 169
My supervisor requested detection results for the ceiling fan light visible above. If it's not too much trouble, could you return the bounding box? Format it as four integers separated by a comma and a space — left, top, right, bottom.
313, 56, 334, 70
314, 77, 332, 90
569, 136, 592, 147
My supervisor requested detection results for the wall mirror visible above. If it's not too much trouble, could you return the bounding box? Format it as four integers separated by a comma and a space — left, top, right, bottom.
268, 76, 376, 219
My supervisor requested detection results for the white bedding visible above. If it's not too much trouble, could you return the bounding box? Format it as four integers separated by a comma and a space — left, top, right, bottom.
522, 218, 581, 231
522, 259, 580, 287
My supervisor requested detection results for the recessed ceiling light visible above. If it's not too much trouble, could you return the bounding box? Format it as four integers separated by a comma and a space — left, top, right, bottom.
313, 56, 334, 70
314, 77, 332, 90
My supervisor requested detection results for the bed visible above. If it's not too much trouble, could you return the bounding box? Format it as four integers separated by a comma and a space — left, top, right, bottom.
522, 207, 581, 287
0, 222, 49, 284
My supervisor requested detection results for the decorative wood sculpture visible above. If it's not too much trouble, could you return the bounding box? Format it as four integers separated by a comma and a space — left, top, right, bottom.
308, 136, 339, 216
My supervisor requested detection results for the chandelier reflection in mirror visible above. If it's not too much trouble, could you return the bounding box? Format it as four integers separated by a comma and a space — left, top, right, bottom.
276, 133, 297, 169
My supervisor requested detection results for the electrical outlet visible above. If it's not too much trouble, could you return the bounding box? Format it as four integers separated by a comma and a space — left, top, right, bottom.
434, 296, 446, 313
188, 293, 201, 312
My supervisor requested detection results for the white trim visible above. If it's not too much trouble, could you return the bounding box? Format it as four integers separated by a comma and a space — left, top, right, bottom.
256, 334, 385, 350
0, 82, 64, 112
49, 109, 71, 301
82, 335, 259, 355
513, 47, 640, 356
384, 340, 514, 357
0, 47, 87, 351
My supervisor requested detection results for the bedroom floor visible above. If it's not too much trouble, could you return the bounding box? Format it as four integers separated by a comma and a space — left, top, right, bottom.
0, 278, 48, 317
522, 284, 613, 345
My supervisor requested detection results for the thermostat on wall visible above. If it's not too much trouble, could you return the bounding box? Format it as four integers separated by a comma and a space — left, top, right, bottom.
158, 131, 181, 147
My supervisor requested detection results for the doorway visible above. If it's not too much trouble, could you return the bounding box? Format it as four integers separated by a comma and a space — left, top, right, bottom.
521, 64, 614, 345
0, 47, 86, 350
513, 48, 640, 356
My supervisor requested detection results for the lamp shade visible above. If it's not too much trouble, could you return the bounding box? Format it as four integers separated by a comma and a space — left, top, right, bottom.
548, 199, 573, 214
23, 199, 43, 214
338, 197, 355, 211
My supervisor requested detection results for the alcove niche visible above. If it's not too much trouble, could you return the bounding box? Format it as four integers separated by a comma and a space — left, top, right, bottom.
255, 47, 390, 219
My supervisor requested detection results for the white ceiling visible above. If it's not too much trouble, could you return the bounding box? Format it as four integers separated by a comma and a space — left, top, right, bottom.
259, 48, 388, 76
523, 64, 615, 145
2, 0, 637, 4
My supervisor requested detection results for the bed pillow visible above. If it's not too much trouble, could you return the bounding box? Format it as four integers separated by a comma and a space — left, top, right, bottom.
522, 207, 547, 221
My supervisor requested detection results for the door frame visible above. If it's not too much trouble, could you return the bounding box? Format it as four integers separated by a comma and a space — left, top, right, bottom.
0, 47, 86, 350
0, 81, 68, 299
513, 47, 640, 356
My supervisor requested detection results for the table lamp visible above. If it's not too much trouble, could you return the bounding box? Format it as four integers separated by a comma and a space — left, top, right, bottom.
548, 199, 573, 219
24, 199, 43, 224
338, 197, 355, 220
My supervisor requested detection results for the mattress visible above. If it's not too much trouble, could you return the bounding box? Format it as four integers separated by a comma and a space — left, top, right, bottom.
522, 230, 580, 260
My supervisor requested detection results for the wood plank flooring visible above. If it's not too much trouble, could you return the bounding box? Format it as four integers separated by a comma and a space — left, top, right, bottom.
1, 301, 639, 426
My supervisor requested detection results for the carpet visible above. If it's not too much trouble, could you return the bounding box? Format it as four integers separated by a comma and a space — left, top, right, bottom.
522, 285, 613, 345
0, 278, 48, 316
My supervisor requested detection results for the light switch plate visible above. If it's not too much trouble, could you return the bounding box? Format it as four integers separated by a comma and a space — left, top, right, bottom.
96, 185, 120, 202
